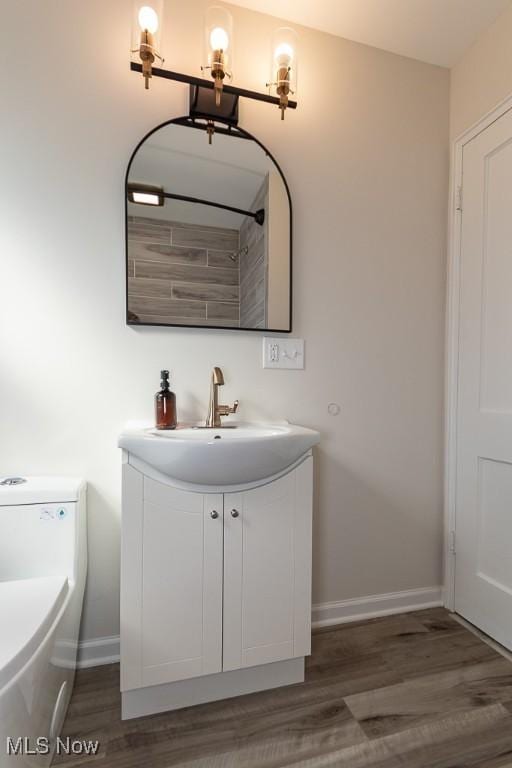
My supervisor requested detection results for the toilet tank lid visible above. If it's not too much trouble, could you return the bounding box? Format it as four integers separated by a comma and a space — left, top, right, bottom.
0, 476, 85, 506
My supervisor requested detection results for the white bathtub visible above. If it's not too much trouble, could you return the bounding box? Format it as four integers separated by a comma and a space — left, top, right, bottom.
0, 477, 87, 767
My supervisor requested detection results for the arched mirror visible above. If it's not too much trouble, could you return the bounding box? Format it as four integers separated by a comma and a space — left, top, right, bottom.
125, 119, 292, 331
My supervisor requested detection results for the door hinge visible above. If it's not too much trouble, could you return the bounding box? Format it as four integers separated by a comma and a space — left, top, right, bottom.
449, 530, 456, 555
455, 185, 463, 212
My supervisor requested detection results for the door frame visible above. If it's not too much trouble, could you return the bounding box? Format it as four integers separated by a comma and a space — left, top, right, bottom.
445, 91, 512, 610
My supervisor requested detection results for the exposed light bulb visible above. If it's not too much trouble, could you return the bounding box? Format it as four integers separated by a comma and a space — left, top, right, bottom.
210, 26, 229, 51
274, 42, 294, 68
138, 5, 159, 34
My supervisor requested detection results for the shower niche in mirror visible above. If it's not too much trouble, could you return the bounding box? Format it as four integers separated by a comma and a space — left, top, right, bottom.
125, 118, 292, 331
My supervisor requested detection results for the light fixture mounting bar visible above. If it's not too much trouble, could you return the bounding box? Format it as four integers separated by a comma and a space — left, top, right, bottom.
130, 62, 297, 109
174, 117, 251, 141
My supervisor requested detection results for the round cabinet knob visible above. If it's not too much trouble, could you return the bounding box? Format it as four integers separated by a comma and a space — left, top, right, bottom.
231, 509, 239, 518
210, 510, 219, 519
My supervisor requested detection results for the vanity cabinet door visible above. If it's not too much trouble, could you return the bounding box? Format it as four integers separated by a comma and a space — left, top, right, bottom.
222, 456, 313, 672
121, 465, 223, 690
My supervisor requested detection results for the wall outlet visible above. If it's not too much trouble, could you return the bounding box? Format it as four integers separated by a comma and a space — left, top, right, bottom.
263, 337, 305, 369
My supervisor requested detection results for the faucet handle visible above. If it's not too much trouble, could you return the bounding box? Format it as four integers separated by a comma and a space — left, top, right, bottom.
218, 400, 239, 417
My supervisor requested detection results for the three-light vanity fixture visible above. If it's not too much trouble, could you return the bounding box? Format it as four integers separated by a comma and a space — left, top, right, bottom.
131, 2, 299, 119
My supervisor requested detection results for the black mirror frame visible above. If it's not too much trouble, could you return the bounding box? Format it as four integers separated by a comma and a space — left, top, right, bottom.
125, 116, 292, 333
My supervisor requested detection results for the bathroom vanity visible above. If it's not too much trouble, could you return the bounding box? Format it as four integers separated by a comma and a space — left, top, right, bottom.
119, 422, 319, 718
120, 100, 309, 717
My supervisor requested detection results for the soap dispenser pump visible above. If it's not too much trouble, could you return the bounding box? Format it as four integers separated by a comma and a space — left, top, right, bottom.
155, 370, 177, 430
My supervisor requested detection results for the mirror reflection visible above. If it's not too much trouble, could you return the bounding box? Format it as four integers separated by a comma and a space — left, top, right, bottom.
126, 121, 291, 331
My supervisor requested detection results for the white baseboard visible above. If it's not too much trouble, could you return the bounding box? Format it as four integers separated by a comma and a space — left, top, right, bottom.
311, 586, 443, 629
77, 635, 120, 668
77, 586, 443, 668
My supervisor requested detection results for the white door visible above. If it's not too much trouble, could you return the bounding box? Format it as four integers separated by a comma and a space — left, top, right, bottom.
223, 457, 313, 671
455, 108, 512, 649
121, 465, 223, 689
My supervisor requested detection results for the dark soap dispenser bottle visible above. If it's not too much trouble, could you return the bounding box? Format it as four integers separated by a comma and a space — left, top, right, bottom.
155, 370, 177, 430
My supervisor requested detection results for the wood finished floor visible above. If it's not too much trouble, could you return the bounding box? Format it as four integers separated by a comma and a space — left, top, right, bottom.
54, 609, 512, 768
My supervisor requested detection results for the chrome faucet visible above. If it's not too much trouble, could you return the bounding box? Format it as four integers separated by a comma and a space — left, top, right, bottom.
206, 367, 239, 428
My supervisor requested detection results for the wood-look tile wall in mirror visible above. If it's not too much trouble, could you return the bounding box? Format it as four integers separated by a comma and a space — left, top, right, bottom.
125, 120, 292, 331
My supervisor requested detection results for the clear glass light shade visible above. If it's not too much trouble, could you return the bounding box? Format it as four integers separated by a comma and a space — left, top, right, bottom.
204, 6, 234, 78
269, 27, 298, 98
131, 1, 164, 60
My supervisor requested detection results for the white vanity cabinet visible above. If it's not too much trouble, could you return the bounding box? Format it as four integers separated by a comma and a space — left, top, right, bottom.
120, 452, 313, 719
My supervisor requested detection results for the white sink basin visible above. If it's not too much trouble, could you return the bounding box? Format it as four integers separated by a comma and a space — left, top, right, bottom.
119, 422, 320, 487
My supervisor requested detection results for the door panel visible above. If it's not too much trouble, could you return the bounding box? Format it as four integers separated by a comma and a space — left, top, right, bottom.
479, 140, 512, 413
140, 477, 223, 687
455, 108, 512, 649
223, 457, 313, 671
476, 458, 512, 595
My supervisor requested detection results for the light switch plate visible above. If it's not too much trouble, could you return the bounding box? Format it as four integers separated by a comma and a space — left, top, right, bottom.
263, 337, 305, 369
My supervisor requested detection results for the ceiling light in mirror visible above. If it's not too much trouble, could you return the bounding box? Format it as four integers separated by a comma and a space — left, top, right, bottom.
127, 183, 164, 206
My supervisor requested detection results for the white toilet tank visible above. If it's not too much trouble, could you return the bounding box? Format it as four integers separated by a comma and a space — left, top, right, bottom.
0, 476, 86, 585
0, 477, 87, 767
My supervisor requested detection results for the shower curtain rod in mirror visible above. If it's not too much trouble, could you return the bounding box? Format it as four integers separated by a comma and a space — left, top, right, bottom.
129, 186, 266, 225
